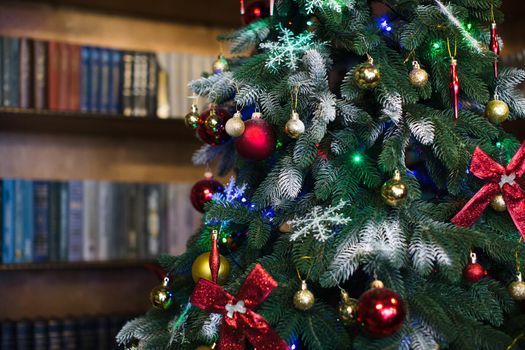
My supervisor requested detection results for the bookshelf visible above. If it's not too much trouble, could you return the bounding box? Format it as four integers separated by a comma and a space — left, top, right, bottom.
0, 0, 228, 328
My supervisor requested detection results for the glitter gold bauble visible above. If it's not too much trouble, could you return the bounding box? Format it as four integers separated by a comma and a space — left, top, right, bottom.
284, 112, 305, 139
185, 104, 200, 130
225, 111, 245, 137
150, 278, 173, 310
490, 193, 507, 212
381, 170, 408, 207
509, 280, 525, 301
485, 99, 510, 124
409, 61, 429, 88
354, 57, 381, 90
293, 280, 315, 311
204, 109, 223, 134
370, 279, 385, 289
191, 252, 230, 285
338, 290, 358, 326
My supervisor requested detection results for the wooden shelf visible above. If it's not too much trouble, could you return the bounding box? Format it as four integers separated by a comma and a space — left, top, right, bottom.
0, 110, 199, 141
0, 259, 157, 271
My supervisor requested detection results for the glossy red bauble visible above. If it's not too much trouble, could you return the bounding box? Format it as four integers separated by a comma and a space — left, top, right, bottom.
234, 117, 276, 161
356, 288, 406, 338
196, 107, 232, 146
190, 176, 224, 213
242, 0, 270, 25
463, 262, 486, 282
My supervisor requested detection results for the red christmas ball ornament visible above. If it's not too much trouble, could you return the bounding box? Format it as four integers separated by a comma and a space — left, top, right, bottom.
196, 106, 232, 146
190, 172, 224, 213
235, 112, 276, 161
356, 288, 406, 338
242, 0, 270, 25
463, 252, 486, 283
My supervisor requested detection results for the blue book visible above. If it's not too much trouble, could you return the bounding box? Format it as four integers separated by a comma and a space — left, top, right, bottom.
109, 50, 122, 114
14, 180, 24, 263
59, 182, 69, 261
61, 319, 76, 350
0, 37, 4, 106
33, 320, 47, 350
68, 180, 83, 262
48, 182, 61, 262
33, 181, 50, 262
1, 321, 16, 349
2, 38, 11, 107
99, 49, 111, 113
90, 47, 101, 113
9, 37, 20, 108
47, 319, 62, 350
16, 320, 33, 350
80, 46, 91, 112
22, 180, 34, 263
2, 179, 15, 263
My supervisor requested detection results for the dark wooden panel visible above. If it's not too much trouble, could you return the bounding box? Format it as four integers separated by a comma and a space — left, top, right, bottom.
16, 0, 241, 28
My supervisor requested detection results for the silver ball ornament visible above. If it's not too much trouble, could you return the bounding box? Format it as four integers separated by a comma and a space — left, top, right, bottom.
285, 112, 305, 139
225, 111, 245, 137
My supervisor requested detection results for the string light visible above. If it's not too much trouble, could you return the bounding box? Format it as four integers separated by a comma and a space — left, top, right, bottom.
379, 17, 392, 32
351, 152, 363, 164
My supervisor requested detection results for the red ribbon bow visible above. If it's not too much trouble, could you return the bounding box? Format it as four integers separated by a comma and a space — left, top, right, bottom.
191, 263, 288, 350
451, 143, 525, 238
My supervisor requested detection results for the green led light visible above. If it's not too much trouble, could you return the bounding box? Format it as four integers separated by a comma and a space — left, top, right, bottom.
221, 237, 228, 244
306, 20, 313, 26
433, 42, 440, 49
276, 139, 284, 149
496, 141, 502, 148
466, 23, 473, 30
352, 153, 363, 164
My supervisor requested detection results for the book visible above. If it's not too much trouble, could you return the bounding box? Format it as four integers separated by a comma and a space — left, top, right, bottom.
82, 181, 98, 261
2, 179, 15, 263
33, 181, 50, 262
67, 181, 83, 262
99, 49, 111, 113
14, 180, 24, 263
124, 184, 139, 259
33, 320, 47, 350
96, 316, 109, 350
2, 37, 20, 107
0, 181, 3, 263
58, 42, 70, 110
90, 47, 101, 113
19, 38, 32, 109
0, 37, 3, 106
1, 321, 16, 349
68, 45, 81, 111
109, 50, 122, 114
147, 53, 158, 117
97, 182, 113, 261
61, 318, 76, 350
59, 182, 69, 261
80, 46, 91, 112
78, 318, 97, 350
10, 37, 21, 108
33, 40, 47, 110
15, 320, 33, 350
121, 52, 134, 116
47, 41, 60, 111
132, 53, 148, 117
48, 319, 61, 350
22, 180, 34, 263
145, 184, 161, 258
48, 182, 62, 261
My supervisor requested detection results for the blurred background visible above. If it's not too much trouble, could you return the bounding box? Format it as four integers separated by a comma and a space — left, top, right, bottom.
0, 0, 523, 349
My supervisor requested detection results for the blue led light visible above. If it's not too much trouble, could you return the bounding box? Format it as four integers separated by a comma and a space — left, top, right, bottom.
379, 18, 392, 32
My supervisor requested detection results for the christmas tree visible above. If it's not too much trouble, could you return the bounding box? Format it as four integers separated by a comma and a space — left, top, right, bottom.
118, 0, 525, 349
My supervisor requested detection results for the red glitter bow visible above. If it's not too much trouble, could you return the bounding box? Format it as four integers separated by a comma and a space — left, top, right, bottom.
191, 264, 288, 350
451, 143, 525, 238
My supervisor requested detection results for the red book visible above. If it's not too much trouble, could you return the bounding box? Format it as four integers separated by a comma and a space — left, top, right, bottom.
47, 41, 60, 111
68, 45, 81, 111
58, 43, 70, 111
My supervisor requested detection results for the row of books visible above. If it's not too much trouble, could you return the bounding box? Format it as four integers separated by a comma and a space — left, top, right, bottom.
0, 36, 216, 118
0, 179, 201, 264
0, 315, 133, 350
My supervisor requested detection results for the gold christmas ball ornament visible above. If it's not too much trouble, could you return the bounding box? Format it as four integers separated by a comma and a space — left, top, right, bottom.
490, 193, 507, 212
293, 280, 315, 311
191, 252, 230, 285
485, 98, 510, 124
150, 277, 174, 310
279, 221, 293, 233
184, 104, 200, 130
354, 56, 381, 90
509, 277, 525, 301
285, 112, 305, 139
204, 108, 223, 134
225, 111, 245, 137
370, 279, 385, 289
381, 170, 408, 207
338, 290, 358, 326
409, 61, 429, 88
212, 55, 229, 74
196, 346, 214, 350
